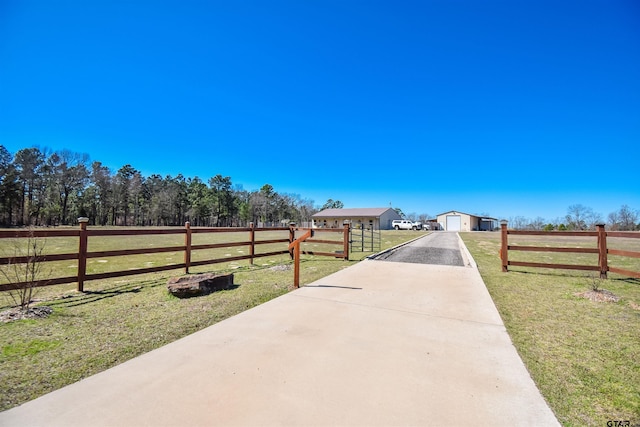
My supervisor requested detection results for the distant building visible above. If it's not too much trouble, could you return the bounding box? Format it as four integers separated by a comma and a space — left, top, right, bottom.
436, 210, 498, 231
311, 208, 402, 230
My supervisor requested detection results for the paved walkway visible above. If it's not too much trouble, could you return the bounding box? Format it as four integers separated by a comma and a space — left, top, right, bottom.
0, 252, 559, 426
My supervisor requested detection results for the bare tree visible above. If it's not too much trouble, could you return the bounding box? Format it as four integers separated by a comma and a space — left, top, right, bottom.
418, 213, 432, 223
528, 217, 546, 231
291, 195, 316, 227
566, 204, 587, 230
608, 205, 639, 231
46, 150, 90, 225
509, 216, 529, 230
586, 210, 603, 230
1, 229, 49, 312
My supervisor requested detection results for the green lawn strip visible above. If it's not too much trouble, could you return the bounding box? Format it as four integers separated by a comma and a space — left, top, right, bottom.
460, 232, 640, 427
0, 229, 423, 411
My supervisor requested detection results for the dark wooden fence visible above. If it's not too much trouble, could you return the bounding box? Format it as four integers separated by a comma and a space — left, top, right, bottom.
500, 223, 640, 279
0, 220, 349, 292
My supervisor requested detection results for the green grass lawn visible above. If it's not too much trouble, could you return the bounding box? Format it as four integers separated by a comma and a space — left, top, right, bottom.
460, 232, 640, 427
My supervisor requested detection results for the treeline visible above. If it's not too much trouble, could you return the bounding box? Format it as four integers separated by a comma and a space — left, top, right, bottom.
0, 145, 319, 227
2, 145, 637, 231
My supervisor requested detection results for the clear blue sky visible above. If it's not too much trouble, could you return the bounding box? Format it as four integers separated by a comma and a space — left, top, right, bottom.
1, 0, 639, 222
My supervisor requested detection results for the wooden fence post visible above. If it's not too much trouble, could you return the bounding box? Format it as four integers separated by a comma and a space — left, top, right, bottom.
292, 240, 301, 288
77, 217, 89, 292
500, 220, 508, 272
343, 221, 350, 261
249, 222, 255, 265
288, 229, 312, 289
184, 222, 192, 274
597, 223, 608, 279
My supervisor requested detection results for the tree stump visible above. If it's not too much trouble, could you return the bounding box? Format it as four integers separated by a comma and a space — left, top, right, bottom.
167, 273, 234, 298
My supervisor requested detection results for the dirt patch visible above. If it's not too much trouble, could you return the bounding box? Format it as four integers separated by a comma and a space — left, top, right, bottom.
0, 306, 53, 323
574, 289, 620, 303
269, 265, 291, 272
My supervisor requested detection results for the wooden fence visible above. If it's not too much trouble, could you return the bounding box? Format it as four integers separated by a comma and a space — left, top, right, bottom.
0, 220, 349, 292
500, 223, 640, 279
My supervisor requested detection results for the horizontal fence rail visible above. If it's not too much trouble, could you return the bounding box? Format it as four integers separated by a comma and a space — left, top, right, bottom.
0, 220, 350, 293
500, 223, 640, 279
301, 227, 349, 258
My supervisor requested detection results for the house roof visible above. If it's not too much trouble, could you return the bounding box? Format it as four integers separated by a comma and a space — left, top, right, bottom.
436, 210, 497, 220
312, 208, 398, 218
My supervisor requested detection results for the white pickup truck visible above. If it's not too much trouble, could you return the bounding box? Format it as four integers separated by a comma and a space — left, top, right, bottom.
392, 219, 422, 230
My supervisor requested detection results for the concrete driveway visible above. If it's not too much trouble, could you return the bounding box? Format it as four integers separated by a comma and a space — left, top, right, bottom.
0, 238, 559, 426
370, 232, 468, 266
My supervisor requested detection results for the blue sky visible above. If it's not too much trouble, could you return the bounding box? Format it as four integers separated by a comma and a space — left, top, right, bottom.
1, 0, 639, 222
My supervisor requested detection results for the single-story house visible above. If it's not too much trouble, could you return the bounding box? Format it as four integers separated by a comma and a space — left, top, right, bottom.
436, 211, 498, 232
312, 208, 402, 230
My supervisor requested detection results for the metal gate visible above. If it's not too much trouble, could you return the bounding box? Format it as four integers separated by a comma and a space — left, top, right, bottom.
350, 226, 381, 252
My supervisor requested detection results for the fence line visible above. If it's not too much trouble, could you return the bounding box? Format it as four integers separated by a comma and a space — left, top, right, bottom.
0, 220, 349, 293
499, 223, 640, 279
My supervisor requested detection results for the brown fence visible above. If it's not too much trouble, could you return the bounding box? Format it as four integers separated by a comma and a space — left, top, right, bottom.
0, 220, 349, 292
499, 223, 640, 279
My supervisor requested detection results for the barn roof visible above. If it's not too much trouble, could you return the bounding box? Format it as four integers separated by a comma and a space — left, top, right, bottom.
312, 208, 398, 218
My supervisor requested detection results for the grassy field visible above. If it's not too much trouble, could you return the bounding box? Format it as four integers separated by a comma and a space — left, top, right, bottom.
460, 232, 640, 427
0, 227, 422, 411
1, 228, 639, 426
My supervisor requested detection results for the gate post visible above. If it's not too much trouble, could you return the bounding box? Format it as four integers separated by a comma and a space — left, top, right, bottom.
597, 224, 608, 279
77, 217, 89, 292
292, 239, 301, 288
288, 229, 312, 288
500, 220, 508, 272
343, 221, 350, 261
